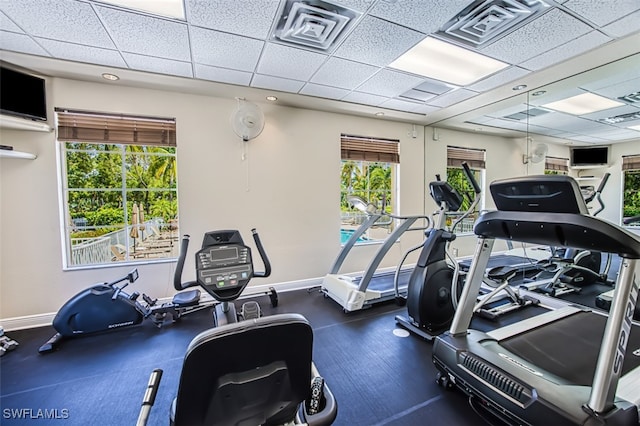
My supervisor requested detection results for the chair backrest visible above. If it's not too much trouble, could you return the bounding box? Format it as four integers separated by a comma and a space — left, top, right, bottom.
172, 313, 313, 426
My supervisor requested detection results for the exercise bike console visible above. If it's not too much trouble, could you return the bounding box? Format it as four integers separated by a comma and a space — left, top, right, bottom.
196, 243, 253, 294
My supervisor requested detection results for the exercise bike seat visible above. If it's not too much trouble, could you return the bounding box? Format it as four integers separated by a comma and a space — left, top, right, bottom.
172, 289, 200, 307
170, 313, 336, 426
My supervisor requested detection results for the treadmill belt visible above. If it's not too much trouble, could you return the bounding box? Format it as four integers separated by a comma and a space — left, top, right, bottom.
500, 311, 640, 386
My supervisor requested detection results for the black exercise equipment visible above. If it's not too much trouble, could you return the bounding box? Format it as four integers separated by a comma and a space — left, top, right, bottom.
174, 229, 277, 326
433, 174, 640, 425
136, 316, 337, 425
394, 162, 480, 339
39, 269, 204, 354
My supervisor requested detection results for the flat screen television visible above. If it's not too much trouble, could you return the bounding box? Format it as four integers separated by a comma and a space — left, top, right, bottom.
0, 66, 47, 121
570, 146, 609, 167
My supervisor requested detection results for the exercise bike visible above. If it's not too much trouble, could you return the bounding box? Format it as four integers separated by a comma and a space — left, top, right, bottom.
39, 269, 205, 354
173, 229, 277, 327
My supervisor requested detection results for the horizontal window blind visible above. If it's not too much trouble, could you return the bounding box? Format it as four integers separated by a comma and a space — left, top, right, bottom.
56, 108, 176, 146
447, 146, 485, 169
545, 156, 569, 172
341, 134, 399, 163
623, 154, 640, 171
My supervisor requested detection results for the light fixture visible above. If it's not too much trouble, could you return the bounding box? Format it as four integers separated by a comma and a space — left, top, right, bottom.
389, 37, 508, 86
542, 93, 624, 115
375, 112, 385, 117
102, 73, 119, 81
512, 84, 527, 91
629, 125, 640, 131
266, 96, 278, 102
532, 90, 546, 96
99, 0, 185, 19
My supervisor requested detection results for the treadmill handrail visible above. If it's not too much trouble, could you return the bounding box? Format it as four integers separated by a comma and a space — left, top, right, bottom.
474, 210, 640, 259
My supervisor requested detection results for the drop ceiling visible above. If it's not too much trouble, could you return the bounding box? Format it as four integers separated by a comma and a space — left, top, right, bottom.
1, 0, 639, 145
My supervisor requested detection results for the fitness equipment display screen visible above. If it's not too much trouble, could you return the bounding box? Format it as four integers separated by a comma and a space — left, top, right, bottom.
195, 244, 253, 291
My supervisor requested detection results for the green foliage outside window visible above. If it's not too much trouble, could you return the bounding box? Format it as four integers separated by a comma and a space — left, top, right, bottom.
340, 161, 393, 214
624, 170, 640, 219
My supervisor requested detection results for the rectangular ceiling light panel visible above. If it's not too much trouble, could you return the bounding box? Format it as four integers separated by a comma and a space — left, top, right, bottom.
600, 111, 640, 125
543, 93, 625, 115
97, 0, 185, 19
389, 37, 508, 86
439, 0, 551, 48
272, 0, 361, 51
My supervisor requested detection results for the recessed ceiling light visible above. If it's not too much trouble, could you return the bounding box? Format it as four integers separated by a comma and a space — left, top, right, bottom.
512, 84, 527, 91
532, 90, 546, 96
99, 0, 185, 19
542, 93, 625, 115
629, 125, 640, 131
389, 37, 508, 86
375, 112, 385, 117
102, 73, 119, 81
266, 96, 278, 101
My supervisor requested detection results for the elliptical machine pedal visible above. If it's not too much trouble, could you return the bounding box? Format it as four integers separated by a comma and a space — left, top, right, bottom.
240, 301, 261, 320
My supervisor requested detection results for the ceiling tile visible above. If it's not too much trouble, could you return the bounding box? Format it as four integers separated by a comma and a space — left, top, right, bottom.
331, 0, 375, 13
602, 10, 640, 37
96, 6, 190, 61
122, 53, 193, 78
428, 88, 478, 108
0, 0, 114, 48
310, 57, 379, 90
564, 0, 640, 27
250, 74, 305, 93
195, 64, 252, 86
370, 0, 471, 34
1, 11, 22, 33
519, 31, 610, 71
299, 83, 350, 100
0, 31, 49, 56
333, 16, 424, 67
342, 91, 388, 106
37, 38, 127, 68
191, 27, 263, 72
468, 66, 530, 92
413, 104, 440, 115
256, 43, 327, 81
481, 9, 592, 65
570, 135, 609, 143
379, 98, 424, 113
186, 0, 280, 39
356, 69, 425, 98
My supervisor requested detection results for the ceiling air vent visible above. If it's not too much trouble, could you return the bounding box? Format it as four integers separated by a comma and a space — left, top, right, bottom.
438, 0, 551, 49
272, 0, 361, 51
599, 111, 640, 125
400, 79, 457, 102
504, 107, 550, 121
619, 91, 640, 104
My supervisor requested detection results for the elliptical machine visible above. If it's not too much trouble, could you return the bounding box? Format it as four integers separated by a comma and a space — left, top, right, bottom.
39, 269, 204, 354
395, 163, 481, 339
173, 229, 276, 327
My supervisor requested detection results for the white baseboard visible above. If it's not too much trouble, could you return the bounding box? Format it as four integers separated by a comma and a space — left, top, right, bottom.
0, 276, 325, 332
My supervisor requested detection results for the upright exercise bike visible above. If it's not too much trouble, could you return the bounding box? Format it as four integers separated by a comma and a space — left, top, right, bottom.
173, 229, 276, 327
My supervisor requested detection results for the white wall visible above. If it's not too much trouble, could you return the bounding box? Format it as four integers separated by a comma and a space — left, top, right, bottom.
2, 75, 637, 324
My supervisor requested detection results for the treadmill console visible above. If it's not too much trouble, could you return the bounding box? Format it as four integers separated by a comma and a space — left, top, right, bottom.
195, 244, 253, 292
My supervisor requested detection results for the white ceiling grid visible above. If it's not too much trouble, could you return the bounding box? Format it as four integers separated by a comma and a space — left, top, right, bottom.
0, 0, 639, 144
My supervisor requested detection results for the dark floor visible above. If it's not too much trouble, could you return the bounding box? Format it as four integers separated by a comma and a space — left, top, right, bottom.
1, 288, 491, 426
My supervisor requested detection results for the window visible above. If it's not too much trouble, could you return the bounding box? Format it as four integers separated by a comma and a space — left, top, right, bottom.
446, 146, 485, 233
623, 154, 640, 226
340, 134, 399, 243
57, 109, 179, 268
545, 156, 569, 175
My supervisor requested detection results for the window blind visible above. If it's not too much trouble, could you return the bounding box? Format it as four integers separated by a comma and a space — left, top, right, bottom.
341, 134, 399, 163
545, 156, 569, 172
56, 108, 176, 146
622, 154, 640, 171
447, 146, 485, 169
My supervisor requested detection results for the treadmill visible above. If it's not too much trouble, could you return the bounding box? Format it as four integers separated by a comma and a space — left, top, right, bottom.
321, 196, 429, 312
432, 175, 640, 425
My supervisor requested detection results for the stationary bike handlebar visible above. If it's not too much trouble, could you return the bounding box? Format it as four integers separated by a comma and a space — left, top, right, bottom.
251, 228, 271, 278
174, 235, 197, 291
462, 162, 481, 195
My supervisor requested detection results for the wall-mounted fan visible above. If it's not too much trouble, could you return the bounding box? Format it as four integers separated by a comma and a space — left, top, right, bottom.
523, 142, 548, 164
231, 99, 265, 142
